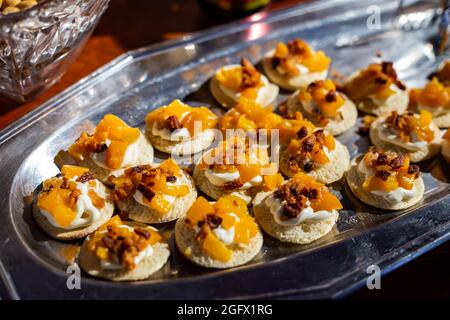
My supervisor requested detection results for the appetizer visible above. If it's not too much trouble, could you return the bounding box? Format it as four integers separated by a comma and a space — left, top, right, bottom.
193, 137, 284, 203
409, 61, 450, 128
175, 195, 263, 269
79, 216, 170, 281
344, 62, 408, 116
278, 117, 350, 184
33, 165, 114, 240
262, 38, 331, 91
287, 79, 357, 135
145, 99, 218, 155
346, 148, 424, 210
210, 58, 279, 109
60, 114, 154, 182
369, 110, 441, 162
110, 159, 197, 224
253, 173, 341, 244
442, 128, 450, 163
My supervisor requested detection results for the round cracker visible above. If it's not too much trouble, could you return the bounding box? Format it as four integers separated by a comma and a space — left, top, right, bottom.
431, 112, 450, 128
252, 190, 338, 244
287, 92, 358, 136
369, 117, 441, 162
119, 172, 197, 224
174, 217, 263, 269
145, 128, 216, 155
262, 52, 328, 91
210, 75, 278, 109
345, 157, 425, 210
54, 133, 154, 183
79, 222, 170, 281
32, 183, 114, 241
192, 164, 253, 203
356, 90, 409, 116
279, 139, 350, 184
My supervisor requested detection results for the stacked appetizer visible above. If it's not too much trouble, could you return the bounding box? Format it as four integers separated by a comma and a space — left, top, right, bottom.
30, 38, 445, 283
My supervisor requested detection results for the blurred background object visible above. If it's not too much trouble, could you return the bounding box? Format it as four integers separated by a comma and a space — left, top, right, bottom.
197, 0, 271, 18
0, 0, 110, 103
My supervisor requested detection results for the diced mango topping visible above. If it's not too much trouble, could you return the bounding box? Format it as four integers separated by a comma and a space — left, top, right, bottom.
186, 195, 258, 262
199, 137, 276, 189
68, 115, 140, 170
220, 97, 283, 132
37, 171, 105, 228
298, 80, 345, 118
145, 99, 217, 135
344, 62, 405, 103
273, 173, 342, 222
286, 126, 336, 174
61, 165, 89, 179
292, 173, 342, 211
385, 111, 434, 143
409, 77, 450, 109
110, 159, 189, 215
273, 39, 330, 75
361, 148, 420, 192
87, 216, 162, 271
216, 58, 263, 98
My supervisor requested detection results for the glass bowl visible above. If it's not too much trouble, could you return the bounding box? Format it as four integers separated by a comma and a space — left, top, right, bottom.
0, 0, 110, 103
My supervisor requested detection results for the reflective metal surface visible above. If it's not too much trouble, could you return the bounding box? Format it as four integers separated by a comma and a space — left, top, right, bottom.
0, 0, 449, 299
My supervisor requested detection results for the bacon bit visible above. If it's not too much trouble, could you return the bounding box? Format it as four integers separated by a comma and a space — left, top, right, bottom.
407, 165, 420, 177
296, 127, 308, 139
325, 90, 337, 102
76, 172, 95, 183
303, 161, 317, 173
376, 170, 391, 181
390, 155, 405, 169
60, 178, 70, 189
137, 183, 156, 202
222, 180, 244, 191
240, 58, 261, 89
205, 214, 222, 229
166, 175, 177, 183
376, 153, 389, 166
301, 187, 319, 200
165, 115, 182, 132
134, 227, 151, 239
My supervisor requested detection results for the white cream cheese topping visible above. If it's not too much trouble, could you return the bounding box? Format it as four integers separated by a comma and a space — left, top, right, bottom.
265, 195, 334, 226
40, 178, 105, 230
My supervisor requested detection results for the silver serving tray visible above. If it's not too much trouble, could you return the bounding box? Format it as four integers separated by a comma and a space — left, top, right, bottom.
0, 0, 449, 299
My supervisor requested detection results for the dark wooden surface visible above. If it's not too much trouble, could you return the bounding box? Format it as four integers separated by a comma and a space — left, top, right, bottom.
1, 0, 449, 299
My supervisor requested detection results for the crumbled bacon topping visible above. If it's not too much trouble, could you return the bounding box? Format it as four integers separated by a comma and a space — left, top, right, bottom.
274, 179, 320, 220
76, 172, 95, 183
100, 225, 153, 271
165, 115, 182, 132
385, 111, 434, 143
287, 128, 329, 173
111, 164, 176, 202
240, 58, 262, 89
